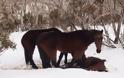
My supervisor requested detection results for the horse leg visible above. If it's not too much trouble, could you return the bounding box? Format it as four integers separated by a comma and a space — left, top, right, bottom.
37, 46, 51, 68
22, 42, 30, 67
24, 48, 30, 65
57, 53, 64, 66
29, 57, 38, 69
77, 54, 87, 68
24, 47, 38, 69
49, 50, 57, 67
64, 52, 84, 68
52, 55, 57, 67
64, 53, 68, 64
27, 44, 38, 69
57, 52, 68, 67
61, 58, 77, 69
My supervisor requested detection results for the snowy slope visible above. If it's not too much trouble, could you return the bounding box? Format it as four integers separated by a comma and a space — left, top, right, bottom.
0, 31, 124, 78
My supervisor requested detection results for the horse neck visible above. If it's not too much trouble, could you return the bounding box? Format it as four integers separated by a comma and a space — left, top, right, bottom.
84, 39, 94, 47
80, 31, 95, 46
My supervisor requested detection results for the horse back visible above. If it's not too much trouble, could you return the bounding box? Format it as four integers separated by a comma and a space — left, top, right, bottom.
37, 31, 87, 52
21, 28, 61, 44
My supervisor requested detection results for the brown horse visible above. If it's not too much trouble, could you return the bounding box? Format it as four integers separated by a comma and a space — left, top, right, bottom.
85, 57, 107, 72
37, 30, 103, 68
62, 57, 107, 72
21, 28, 61, 69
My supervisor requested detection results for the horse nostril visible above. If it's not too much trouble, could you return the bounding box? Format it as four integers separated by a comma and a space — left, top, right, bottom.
97, 49, 101, 53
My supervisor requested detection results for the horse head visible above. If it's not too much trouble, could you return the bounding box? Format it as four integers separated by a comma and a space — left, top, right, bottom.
94, 30, 103, 53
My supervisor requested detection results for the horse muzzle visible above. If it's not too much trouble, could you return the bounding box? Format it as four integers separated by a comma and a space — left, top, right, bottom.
96, 49, 101, 53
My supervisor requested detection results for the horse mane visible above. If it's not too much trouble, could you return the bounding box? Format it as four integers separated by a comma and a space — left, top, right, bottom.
62, 30, 100, 42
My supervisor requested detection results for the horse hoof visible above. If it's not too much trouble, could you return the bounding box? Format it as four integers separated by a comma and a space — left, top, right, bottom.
60, 66, 67, 69
32, 66, 38, 69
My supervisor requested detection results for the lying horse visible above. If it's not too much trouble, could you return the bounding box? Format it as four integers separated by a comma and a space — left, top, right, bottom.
37, 30, 103, 68
21, 28, 61, 69
85, 57, 107, 72
62, 57, 107, 72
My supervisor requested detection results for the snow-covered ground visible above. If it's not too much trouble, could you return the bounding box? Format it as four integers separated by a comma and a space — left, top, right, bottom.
0, 30, 124, 78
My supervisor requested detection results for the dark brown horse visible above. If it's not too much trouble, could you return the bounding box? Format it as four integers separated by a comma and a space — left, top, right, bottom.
21, 28, 61, 69
62, 57, 107, 72
85, 57, 107, 72
37, 30, 103, 68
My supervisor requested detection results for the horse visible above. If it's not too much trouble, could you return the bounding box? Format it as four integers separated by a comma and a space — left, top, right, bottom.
37, 29, 103, 68
85, 57, 107, 72
21, 28, 61, 69
61, 57, 107, 72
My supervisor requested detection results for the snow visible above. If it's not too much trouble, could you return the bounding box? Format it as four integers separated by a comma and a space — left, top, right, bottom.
0, 31, 124, 78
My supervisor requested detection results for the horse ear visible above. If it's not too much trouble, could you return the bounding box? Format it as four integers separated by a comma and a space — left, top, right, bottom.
102, 59, 106, 62
101, 30, 103, 33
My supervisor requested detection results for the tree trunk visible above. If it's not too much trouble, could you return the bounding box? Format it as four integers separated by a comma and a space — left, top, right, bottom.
112, 22, 117, 36
102, 23, 111, 44
114, 21, 121, 44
